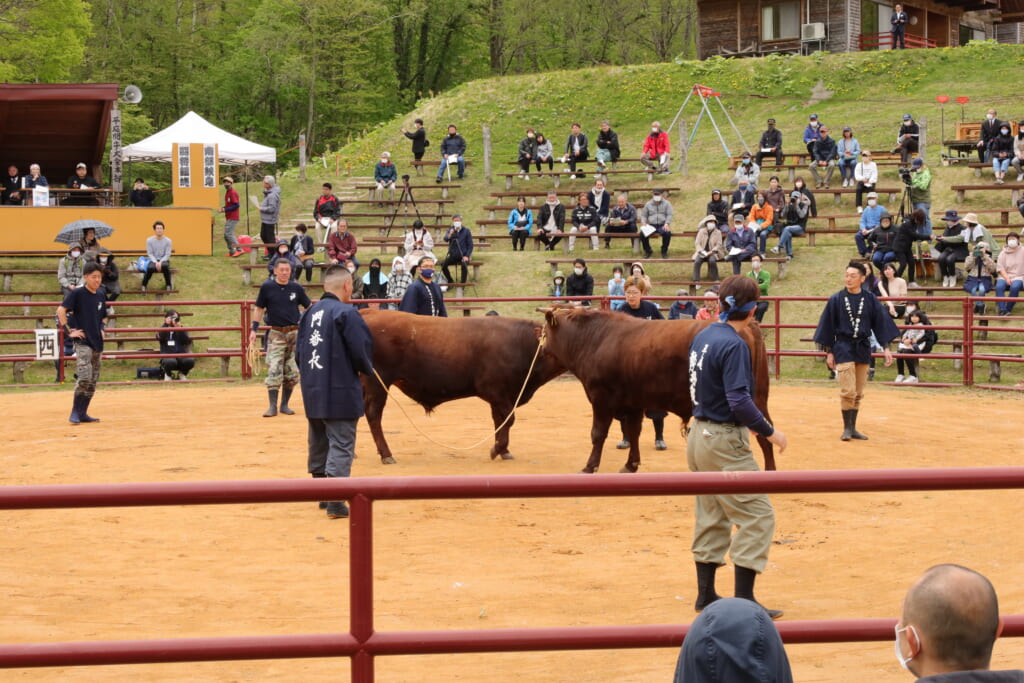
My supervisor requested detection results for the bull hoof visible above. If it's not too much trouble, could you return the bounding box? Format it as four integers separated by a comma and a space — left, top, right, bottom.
579, 467, 596, 474
619, 465, 639, 473
381, 456, 397, 465
498, 452, 514, 460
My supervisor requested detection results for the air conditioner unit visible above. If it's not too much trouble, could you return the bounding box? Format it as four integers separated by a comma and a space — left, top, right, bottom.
801, 22, 825, 41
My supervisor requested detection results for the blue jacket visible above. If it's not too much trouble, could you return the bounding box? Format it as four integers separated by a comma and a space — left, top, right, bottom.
374, 161, 398, 184
295, 293, 374, 420
812, 135, 838, 162
727, 227, 756, 252
507, 207, 533, 235
860, 204, 885, 231
444, 225, 474, 259
803, 123, 821, 145
439, 133, 466, 157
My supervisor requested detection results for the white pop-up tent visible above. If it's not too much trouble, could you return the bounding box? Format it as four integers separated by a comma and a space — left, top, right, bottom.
122, 110, 276, 165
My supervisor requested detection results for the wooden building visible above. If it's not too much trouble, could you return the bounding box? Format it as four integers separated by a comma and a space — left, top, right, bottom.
695, 0, 1021, 59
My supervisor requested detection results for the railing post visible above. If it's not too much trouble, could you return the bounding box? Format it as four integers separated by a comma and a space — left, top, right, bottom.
773, 297, 781, 379
963, 296, 974, 386
350, 494, 374, 683
240, 302, 250, 380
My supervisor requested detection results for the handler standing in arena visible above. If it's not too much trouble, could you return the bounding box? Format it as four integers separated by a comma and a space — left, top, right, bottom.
250, 259, 311, 417
296, 266, 374, 519
56, 261, 108, 424
813, 261, 900, 441
688, 275, 787, 619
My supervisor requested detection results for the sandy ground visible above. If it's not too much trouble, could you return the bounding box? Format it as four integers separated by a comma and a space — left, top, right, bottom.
0, 380, 1022, 682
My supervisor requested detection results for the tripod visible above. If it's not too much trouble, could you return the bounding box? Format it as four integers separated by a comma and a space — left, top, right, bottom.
384, 174, 424, 238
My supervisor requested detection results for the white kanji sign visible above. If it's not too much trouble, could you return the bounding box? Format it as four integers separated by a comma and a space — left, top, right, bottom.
34, 329, 59, 360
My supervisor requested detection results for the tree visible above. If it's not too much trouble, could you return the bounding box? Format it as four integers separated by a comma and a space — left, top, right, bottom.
0, 0, 91, 82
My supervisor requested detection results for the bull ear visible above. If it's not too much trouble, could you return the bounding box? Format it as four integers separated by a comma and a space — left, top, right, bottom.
544, 309, 557, 327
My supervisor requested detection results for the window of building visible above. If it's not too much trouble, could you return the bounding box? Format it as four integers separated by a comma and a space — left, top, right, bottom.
762, 1, 801, 41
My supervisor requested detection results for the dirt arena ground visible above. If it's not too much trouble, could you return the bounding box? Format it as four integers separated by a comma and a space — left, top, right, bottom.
1, 379, 1022, 682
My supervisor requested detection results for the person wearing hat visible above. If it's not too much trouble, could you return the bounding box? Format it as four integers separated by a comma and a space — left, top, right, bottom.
1010, 120, 1024, 182
65, 162, 100, 206
857, 191, 885, 257
693, 215, 724, 286
157, 309, 195, 380
802, 114, 822, 157
219, 176, 242, 256
988, 122, 1015, 185
639, 188, 673, 258
893, 208, 929, 285
836, 126, 861, 188
853, 150, 878, 213
706, 188, 729, 232
374, 151, 398, 201
934, 210, 969, 288
641, 120, 671, 175
963, 212, 999, 259
725, 217, 757, 275
868, 210, 898, 270
441, 214, 473, 284
894, 114, 919, 164
808, 125, 837, 189
772, 190, 810, 260
907, 156, 932, 238
401, 118, 428, 161
730, 151, 760, 190
268, 238, 302, 280
756, 118, 782, 167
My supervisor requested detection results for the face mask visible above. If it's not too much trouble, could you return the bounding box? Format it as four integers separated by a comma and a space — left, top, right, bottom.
811, 121, 819, 128
894, 625, 917, 671
651, 127, 658, 134
632, 269, 641, 276
613, 273, 621, 281
70, 251, 81, 258
223, 183, 231, 189
1001, 129, 1010, 135
394, 264, 404, 273
346, 266, 356, 274
381, 158, 388, 164
547, 198, 558, 205
743, 159, 751, 165
453, 221, 462, 229
752, 262, 761, 271
653, 196, 663, 202
279, 249, 288, 256
420, 268, 434, 279
99, 257, 108, 264
554, 278, 563, 286
868, 199, 877, 207
987, 114, 995, 120
907, 305, 916, 314
756, 197, 765, 205
574, 267, 584, 276
1009, 239, 1019, 248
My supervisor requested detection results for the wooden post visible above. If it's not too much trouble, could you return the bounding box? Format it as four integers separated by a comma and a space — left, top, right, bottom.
298, 134, 307, 182
483, 125, 492, 185
678, 121, 688, 176
918, 116, 927, 164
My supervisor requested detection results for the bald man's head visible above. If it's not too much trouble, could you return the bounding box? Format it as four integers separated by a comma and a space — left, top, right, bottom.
903, 564, 1000, 672
323, 265, 353, 299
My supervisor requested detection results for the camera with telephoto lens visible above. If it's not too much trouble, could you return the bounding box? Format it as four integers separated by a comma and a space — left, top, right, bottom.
402, 174, 411, 182
898, 167, 913, 185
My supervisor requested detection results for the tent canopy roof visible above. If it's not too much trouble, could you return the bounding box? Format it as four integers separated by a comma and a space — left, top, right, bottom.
122, 111, 276, 165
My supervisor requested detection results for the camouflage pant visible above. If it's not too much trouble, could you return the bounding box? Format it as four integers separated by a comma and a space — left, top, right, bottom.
73, 342, 102, 398
265, 328, 299, 390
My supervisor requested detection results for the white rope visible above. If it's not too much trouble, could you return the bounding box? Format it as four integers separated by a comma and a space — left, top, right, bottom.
247, 339, 263, 376
371, 333, 546, 451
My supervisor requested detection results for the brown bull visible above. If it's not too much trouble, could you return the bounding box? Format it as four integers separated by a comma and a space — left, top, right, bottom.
360, 309, 566, 463
542, 307, 776, 473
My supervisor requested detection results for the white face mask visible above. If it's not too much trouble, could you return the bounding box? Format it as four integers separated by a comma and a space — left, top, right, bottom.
346, 266, 356, 274
1008, 239, 1019, 248
632, 269, 641, 276
381, 158, 388, 164
453, 221, 462, 229
653, 196, 663, 203
987, 114, 995, 120
1001, 129, 1010, 135
810, 121, 819, 128
99, 257, 108, 264
651, 127, 658, 134
554, 278, 563, 285
70, 250, 81, 258
573, 267, 584, 276
894, 624, 917, 671
868, 199, 877, 207
795, 182, 804, 189
613, 273, 621, 281
752, 262, 761, 271
394, 264, 404, 273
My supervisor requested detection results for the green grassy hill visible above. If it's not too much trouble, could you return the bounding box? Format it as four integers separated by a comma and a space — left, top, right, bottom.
6, 42, 1024, 386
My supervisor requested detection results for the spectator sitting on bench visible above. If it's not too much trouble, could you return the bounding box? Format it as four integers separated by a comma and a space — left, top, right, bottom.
97, 249, 121, 302
995, 232, 1024, 316
141, 220, 173, 292
628, 262, 651, 291
809, 125, 837, 189
441, 215, 473, 284
802, 113, 822, 156
507, 196, 533, 252
792, 175, 817, 218
595, 120, 620, 171
693, 215, 724, 286
24, 163, 48, 203
78, 227, 102, 262
964, 240, 997, 316
877, 262, 908, 319
668, 288, 698, 319
346, 260, 367, 307
534, 133, 554, 173
908, 157, 932, 238
386, 257, 412, 310
569, 193, 600, 252
58, 245, 85, 296
157, 309, 195, 381
436, 124, 466, 183
605, 193, 637, 248
964, 213, 999, 260
313, 182, 342, 246
588, 178, 610, 226
856, 192, 885, 258
868, 210, 898, 270
374, 151, 398, 201
695, 288, 720, 320
639, 188, 673, 259
854, 151, 877, 213
763, 175, 786, 216
516, 127, 536, 180
706, 188, 729, 232
978, 108, 1002, 163
327, 219, 358, 267
893, 113, 919, 164
549, 270, 567, 303
641, 120, 671, 175
895, 309, 936, 384
989, 124, 1014, 185
268, 239, 302, 281
563, 122, 589, 179
2, 164, 22, 205
725, 218, 758, 275
1011, 120, 1024, 183
750, 190, 776, 255
935, 210, 968, 288
403, 218, 435, 271
289, 223, 315, 282
756, 118, 782, 167
730, 151, 759, 190
730, 180, 755, 225
536, 191, 564, 251
566, 258, 594, 306
836, 126, 860, 188
770, 190, 810, 261
362, 258, 389, 309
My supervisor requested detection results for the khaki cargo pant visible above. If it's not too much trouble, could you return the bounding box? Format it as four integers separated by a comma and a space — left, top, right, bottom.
265, 328, 299, 390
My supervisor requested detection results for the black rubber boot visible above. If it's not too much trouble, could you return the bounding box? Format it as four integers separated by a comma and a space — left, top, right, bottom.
849, 409, 868, 440
79, 395, 100, 423
312, 472, 328, 509
694, 562, 722, 612
68, 394, 84, 424
840, 409, 853, 441
279, 386, 296, 415
734, 565, 783, 620
263, 389, 279, 417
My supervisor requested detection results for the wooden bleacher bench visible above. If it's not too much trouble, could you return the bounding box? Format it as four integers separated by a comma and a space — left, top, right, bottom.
472, 222, 642, 253
489, 187, 681, 205
240, 259, 483, 284
481, 202, 646, 220
951, 183, 1024, 204
543, 256, 789, 279
497, 167, 668, 190
353, 183, 460, 199
0, 268, 178, 291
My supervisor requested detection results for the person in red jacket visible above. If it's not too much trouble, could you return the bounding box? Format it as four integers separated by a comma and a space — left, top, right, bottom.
219, 176, 242, 257
642, 121, 671, 175
327, 219, 359, 266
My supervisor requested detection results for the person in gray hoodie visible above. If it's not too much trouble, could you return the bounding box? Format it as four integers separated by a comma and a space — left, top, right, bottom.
259, 175, 282, 260
673, 598, 793, 683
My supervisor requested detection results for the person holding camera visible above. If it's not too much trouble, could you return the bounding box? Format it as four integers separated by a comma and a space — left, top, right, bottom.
157, 309, 195, 380
130, 177, 155, 207
964, 240, 998, 315
401, 118, 428, 161
906, 157, 932, 238
770, 191, 810, 260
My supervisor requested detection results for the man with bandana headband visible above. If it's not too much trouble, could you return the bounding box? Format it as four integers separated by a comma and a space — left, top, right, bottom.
813, 261, 900, 441
686, 275, 788, 621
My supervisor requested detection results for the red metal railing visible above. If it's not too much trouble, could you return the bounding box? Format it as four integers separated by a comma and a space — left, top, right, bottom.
858, 31, 937, 50
2, 469, 1024, 678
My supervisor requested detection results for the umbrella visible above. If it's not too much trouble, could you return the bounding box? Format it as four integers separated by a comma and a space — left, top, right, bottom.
55, 219, 115, 245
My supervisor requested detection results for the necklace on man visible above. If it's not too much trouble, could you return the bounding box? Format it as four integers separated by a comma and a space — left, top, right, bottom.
844, 292, 865, 338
